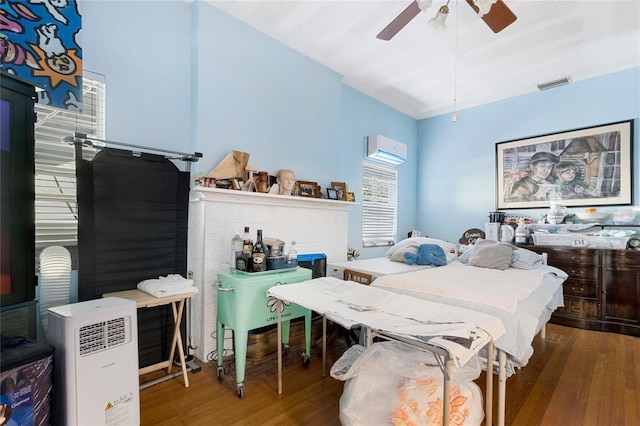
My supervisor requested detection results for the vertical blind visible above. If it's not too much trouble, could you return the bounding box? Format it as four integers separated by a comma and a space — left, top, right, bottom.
362, 162, 398, 247
34, 76, 105, 248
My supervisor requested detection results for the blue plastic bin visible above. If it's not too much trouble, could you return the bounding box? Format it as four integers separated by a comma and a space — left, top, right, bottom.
297, 253, 327, 278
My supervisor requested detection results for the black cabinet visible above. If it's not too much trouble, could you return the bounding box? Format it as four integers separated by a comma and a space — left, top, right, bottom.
1, 72, 37, 336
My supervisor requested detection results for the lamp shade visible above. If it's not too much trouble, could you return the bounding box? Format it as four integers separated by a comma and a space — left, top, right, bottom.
39, 246, 71, 331
428, 5, 449, 30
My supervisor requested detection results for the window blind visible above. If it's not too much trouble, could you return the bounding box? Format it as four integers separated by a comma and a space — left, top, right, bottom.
362, 162, 398, 247
34, 76, 105, 248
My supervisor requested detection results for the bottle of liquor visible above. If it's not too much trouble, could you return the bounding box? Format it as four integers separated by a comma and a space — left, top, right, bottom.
287, 240, 298, 266
231, 231, 243, 269
252, 229, 268, 272
239, 226, 254, 272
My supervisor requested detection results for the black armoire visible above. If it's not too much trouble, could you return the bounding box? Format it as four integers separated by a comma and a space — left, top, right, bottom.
76, 146, 190, 368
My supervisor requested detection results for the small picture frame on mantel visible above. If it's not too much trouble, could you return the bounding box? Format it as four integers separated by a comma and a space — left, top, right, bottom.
331, 182, 348, 201
326, 188, 339, 200
297, 181, 322, 198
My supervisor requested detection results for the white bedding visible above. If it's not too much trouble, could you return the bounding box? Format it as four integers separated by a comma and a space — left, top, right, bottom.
267, 277, 506, 367
371, 260, 568, 372
328, 257, 432, 279
371, 261, 551, 314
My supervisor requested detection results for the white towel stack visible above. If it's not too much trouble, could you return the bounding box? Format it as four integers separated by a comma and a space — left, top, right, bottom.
137, 274, 199, 298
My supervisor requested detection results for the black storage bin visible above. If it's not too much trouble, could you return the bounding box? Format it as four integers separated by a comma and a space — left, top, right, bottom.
0, 338, 54, 426
297, 253, 327, 278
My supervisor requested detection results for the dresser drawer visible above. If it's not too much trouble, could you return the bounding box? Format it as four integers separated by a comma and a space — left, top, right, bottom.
563, 278, 597, 298
546, 249, 598, 265
548, 262, 599, 282
556, 296, 599, 319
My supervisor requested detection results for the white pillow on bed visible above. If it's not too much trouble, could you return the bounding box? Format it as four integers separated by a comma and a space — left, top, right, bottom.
385, 237, 457, 263
457, 246, 474, 264
459, 240, 546, 270
511, 247, 546, 270
467, 238, 514, 270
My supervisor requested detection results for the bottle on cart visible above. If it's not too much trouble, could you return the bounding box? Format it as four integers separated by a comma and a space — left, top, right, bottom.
288, 240, 298, 266
252, 229, 268, 272
231, 231, 243, 269
238, 226, 254, 272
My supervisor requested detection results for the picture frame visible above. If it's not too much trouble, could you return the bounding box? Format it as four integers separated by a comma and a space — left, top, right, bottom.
347, 192, 356, 202
297, 181, 322, 198
326, 188, 338, 200
496, 120, 633, 209
331, 182, 348, 201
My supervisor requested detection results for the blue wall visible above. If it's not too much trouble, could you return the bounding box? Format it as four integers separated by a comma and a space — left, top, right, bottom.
80, 0, 418, 257
80, 0, 193, 153
417, 68, 640, 243
80, 0, 638, 254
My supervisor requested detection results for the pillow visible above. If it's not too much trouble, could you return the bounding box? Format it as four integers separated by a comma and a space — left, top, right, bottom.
468, 238, 515, 270
404, 244, 448, 266
457, 244, 475, 264
386, 237, 457, 263
511, 248, 546, 270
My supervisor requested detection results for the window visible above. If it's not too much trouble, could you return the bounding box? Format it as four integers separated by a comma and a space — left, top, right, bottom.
34, 75, 105, 248
362, 162, 398, 247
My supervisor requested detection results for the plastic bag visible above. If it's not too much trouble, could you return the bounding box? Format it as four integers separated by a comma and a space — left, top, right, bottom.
331, 341, 484, 426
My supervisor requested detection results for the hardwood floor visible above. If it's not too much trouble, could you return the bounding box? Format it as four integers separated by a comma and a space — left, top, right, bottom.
140, 324, 640, 425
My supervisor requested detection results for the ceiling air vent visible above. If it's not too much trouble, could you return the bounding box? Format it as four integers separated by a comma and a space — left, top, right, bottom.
537, 76, 572, 91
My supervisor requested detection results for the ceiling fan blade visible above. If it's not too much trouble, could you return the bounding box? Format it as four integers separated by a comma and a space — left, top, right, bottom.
465, 0, 517, 33
377, 1, 422, 41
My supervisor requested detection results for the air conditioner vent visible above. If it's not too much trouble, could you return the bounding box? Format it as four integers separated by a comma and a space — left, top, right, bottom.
367, 135, 407, 165
78, 316, 131, 356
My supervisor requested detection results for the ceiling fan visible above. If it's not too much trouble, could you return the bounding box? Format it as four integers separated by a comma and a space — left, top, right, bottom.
376, 0, 517, 41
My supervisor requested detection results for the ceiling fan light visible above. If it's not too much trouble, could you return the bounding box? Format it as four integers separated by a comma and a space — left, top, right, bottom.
428, 5, 449, 30
416, 0, 434, 12
474, 0, 498, 16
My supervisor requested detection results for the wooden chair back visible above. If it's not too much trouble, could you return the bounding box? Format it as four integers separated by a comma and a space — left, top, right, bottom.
343, 269, 373, 285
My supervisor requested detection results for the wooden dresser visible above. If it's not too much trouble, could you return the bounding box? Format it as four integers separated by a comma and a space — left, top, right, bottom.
525, 245, 640, 337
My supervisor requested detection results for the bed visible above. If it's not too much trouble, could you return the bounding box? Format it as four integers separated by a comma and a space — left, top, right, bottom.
372, 260, 566, 371
328, 237, 460, 280
362, 238, 566, 371
328, 256, 436, 280
343, 238, 567, 425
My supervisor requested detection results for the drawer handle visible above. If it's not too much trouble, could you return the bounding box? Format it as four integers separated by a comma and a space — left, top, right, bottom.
571, 269, 585, 277
571, 256, 585, 262
571, 286, 584, 294
571, 305, 583, 313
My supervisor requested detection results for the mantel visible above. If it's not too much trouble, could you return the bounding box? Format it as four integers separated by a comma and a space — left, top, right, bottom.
190, 187, 357, 211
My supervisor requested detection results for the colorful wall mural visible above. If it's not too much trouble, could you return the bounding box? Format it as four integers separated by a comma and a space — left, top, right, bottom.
1, 0, 82, 111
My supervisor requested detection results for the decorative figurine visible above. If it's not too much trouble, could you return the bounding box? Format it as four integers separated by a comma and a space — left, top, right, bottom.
268, 169, 296, 196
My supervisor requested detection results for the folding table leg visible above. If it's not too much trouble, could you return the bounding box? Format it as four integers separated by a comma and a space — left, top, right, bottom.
322, 315, 327, 378
168, 299, 189, 387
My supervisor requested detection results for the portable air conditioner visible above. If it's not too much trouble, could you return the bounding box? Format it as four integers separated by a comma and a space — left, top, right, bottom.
367, 135, 407, 165
47, 297, 140, 426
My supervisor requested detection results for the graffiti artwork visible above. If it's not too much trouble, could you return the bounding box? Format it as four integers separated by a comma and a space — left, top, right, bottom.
1, 0, 82, 111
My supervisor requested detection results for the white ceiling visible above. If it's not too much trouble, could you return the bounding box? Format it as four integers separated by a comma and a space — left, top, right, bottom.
207, 1, 640, 120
